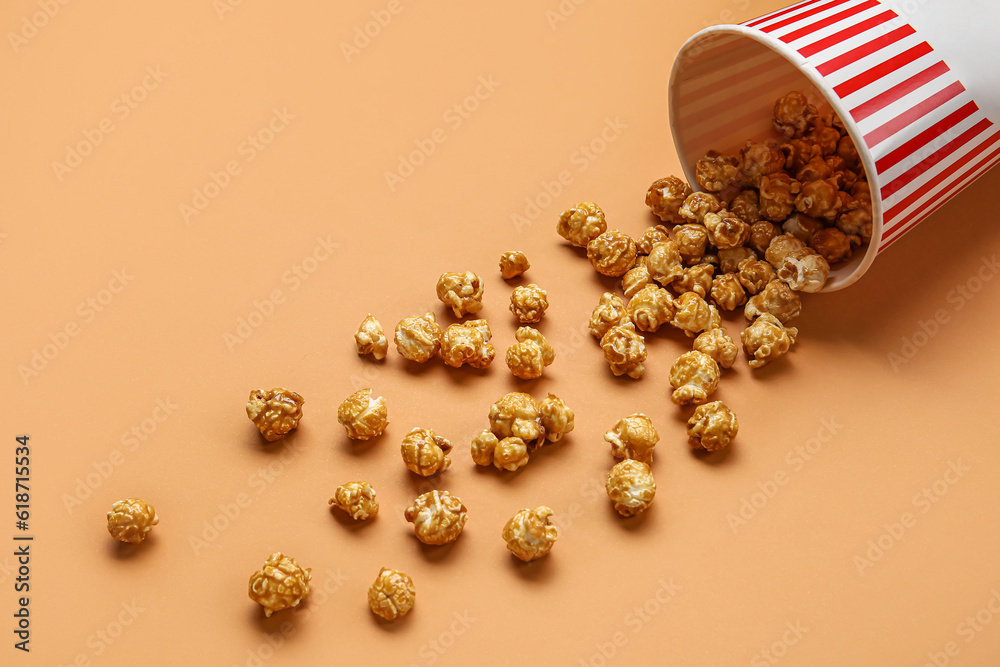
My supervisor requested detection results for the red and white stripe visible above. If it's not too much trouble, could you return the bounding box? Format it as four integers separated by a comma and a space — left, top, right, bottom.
747, 0, 1000, 251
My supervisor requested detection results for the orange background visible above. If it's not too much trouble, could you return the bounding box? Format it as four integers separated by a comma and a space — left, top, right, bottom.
4, 1, 1000, 665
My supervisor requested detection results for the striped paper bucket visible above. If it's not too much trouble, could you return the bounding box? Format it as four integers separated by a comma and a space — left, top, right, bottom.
669, 0, 1000, 290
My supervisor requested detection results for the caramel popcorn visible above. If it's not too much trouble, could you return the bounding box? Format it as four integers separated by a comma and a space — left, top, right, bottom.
404, 490, 468, 545
538, 393, 575, 442
764, 234, 807, 269
368, 568, 415, 621
744, 278, 802, 324
810, 227, 859, 263
645, 176, 692, 223
825, 154, 858, 190
600, 322, 647, 379
589, 292, 630, 340
588, 229, 637, 277
718, 247, 756, 274
627, 283, 675, 333
671, 291, 714, 338
795, 177, 843, 220
773, 91, 816, 139
248, 553, 311, 618
506, 326, 555, 380
710, 274, 746, 311
673, 224, 709, 264
679, 191, 722, 223
510, 284, 549, 323
777, 247, 830, 293
805, 118, 841, 156
740, 141, 785, 187
246, 387, 304, 442
557, 201, 607, 247
329, 481, 379, 521
748, 221, 781, 255
781, 137, 823, 173
494, 436, 530, 471
687, 401, 739, 452
606, 460, 656, 517
673, 263, 715, 298
436, 271, 485, 318
782, 213, 824, 242
401, 427, 453, 477
696, 151, 742, 192
837, 197, 873, 245
337, 388, 389, 440
355, 314, 388, 360
669, 350, 720, 405
440, 320, 496, 369
636, 225, 672, 255
837, 134, 861, 171
502, 507, 558, 561
742, 314, 799, 369
500, 251, 530, 279
395, 313, 442, 363
604, 414, 658, 463
646, 240, 685, 285
758, 173, 801, 222
470, 429, 499, 467
729, 189, 762, 225
107, 498, 158, 544
693, 327, 739, 369
737, 257, 776, 295
622, 262, 652, 298
795, 155, 833, 183
488, 392, 544, 445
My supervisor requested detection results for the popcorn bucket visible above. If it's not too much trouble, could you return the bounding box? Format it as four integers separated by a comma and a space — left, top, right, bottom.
669, 0, 1000, 290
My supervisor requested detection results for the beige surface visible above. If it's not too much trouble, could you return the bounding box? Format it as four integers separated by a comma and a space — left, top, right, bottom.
4, 1, 1000, 665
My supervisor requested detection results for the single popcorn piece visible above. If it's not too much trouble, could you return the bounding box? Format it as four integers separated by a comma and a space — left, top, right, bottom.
806, 118, 841, 157
777, 247, 831, 293
810, 227, 859, 263
248, 553, 311, 618
622, 263, 652, 299
673, 224, 709, 264
627, 283, 675, 333
687, 401, 739, 452
636, 225, 672, 254
588, 229, 637, 277
764, 234, 807, 269
795, 155, 833, 183
368, 568, 415, 621
742, 314, 799, 369
696, 151, 742, 192
600, 322, 647, 379
782, 213, 824, 242
673, 263, 715, 298
557, 202, 607, 247
499, 251, 530, 279
671, 291, 714, 338
510, 284, 549, 323
395, 313, 442, 362
538, 393, 575, 442
354, 314, 388, 360
646, 176, 693, 223
502, 507, 558, 561
729, 189, 762, 225
718, 247, 756, 275
440, 320, 495, 369
400, 427, 452, 477
646, 240, 685, 285
606, 460, 656, 517
470, 429, 499, 467
436, 271, 485, 318
773, 91, 817, 139
589, 292, 630, 340
506, 326, 555, 380
494, 437, 530, 471
795, 178, 843, 221
669, 350, 721, 405
758, 173, 801, 222
489, 392, 544, 445
748, 221, 781, 255
337, 388, 389, 440
679, 191, 722, 223
693, 327, 739, 370
404, 490, 468, 545
246, 387, 304, 442
604, 414, 659, 463
737, 258, 776, 295
329, 481, 379, 521
744, 279, 802, 324
740, 140, 785, 187
107, 498, 158, 544
710, 274, 747, 311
